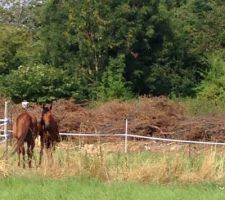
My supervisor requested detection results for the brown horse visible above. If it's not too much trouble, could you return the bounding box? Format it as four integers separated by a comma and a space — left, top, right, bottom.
39, 103, 60, 165
12, 112, 38, 168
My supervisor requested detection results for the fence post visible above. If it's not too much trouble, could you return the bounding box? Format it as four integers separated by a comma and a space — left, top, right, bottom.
125, 118, 128, 153
4, 101, 8, 159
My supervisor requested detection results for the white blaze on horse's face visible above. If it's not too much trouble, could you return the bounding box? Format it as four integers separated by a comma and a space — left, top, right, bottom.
42, 104, 53, 129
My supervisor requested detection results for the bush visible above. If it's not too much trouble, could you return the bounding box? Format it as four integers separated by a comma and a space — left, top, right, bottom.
0, 64, 75, 103
196, 55, 225, 103
181, 54, 225, 115
96, 54, 133, 101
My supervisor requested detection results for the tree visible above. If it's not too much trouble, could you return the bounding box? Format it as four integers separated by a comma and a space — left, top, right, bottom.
39, 0, 183, 99
97, 54, 132, 100
0, 0, 45, 27
0, 25, 40, 74
2, 0, 223, 102
0, 64, 75, 102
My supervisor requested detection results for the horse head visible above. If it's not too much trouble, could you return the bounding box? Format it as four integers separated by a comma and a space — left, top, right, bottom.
41, 103, 53, 130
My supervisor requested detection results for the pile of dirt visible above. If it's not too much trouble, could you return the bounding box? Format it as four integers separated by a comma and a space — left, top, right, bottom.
53, 96, 185, 136
50, 97, 184, 135
173, 117, 225, 142
53, 99, 90, 132
88, 97, 185, 136
2, 96, 225, 142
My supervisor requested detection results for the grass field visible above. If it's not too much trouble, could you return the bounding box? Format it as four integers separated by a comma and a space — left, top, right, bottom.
0, 177, 225, 200
1, 141, 225, 199
1, 141, 225, 184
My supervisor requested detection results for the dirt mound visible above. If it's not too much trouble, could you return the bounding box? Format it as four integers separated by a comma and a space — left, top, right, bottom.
49, 97, 185, 137
53, 99, 90, 132
89, 97, 185, 136
2, 96, 225, 142
173, 117, 225, 142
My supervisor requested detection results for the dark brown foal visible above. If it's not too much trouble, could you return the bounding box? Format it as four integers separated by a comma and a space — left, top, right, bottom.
39, 104, 60, 165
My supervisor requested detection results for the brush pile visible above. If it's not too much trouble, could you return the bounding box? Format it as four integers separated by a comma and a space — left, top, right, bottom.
2, 96, 225, 141
51, 97, 185, 137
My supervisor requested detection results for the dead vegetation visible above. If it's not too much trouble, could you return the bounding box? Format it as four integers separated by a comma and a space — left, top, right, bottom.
1, 96, 225, 142
1, 141, 225, 184
1, 97, 225, 184
1, 95, 225, 184
0, 160, 9, 177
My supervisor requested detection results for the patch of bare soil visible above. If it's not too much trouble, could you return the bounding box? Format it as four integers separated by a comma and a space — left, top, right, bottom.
1, 96, 225, 142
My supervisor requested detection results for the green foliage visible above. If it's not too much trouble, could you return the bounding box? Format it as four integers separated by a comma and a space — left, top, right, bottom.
0, 0, 44, 27
180, 55, 225, 116
196, 55, 225, 101
0, 26, 28, 74
97, 54, 132, 101
171, 0, 225, 54
0, 64, 75, 103
0, 25, 43, 75
39, 0, 206, 99
1, 0, 225, 102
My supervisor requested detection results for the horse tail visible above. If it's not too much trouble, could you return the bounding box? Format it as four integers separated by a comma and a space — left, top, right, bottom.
11, 125, 31, 155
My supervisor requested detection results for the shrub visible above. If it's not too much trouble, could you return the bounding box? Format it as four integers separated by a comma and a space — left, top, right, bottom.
96, 54, 132, 101
0, 64, 75, 103
196, 54, 225, 104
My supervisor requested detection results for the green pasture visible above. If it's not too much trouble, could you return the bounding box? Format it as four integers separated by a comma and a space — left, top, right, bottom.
0, 142, 225, 200
0, 177, 224, 200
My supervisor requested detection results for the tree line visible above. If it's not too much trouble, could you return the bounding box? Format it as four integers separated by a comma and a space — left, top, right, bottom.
0, 0, 225, 103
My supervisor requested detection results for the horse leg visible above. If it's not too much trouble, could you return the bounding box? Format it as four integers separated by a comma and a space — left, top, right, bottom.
48, 148, 53, 166
17, 147, 21, 167
46, 141, 52, 166
50, 142, 54, 165
27, 143, 31, 168
39, 136, 44, 166
22, 145, 26, 168
27, 140, 35, 168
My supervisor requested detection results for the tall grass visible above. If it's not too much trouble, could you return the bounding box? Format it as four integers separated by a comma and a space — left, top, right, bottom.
1, 141, 225, 184
0, 160, 9, 177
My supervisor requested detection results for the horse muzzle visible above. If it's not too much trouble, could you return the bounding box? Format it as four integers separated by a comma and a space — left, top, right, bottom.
44, 123, 51, 130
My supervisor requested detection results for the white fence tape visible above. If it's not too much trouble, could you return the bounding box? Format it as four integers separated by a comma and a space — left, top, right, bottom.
59, 132, 124, 137
59, 132, 225, 146
1, 129, 225, 147
0, 123, 7, 127
0, 135, 7, 138
0, 118, 9, 123
126, 134, 225, 146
